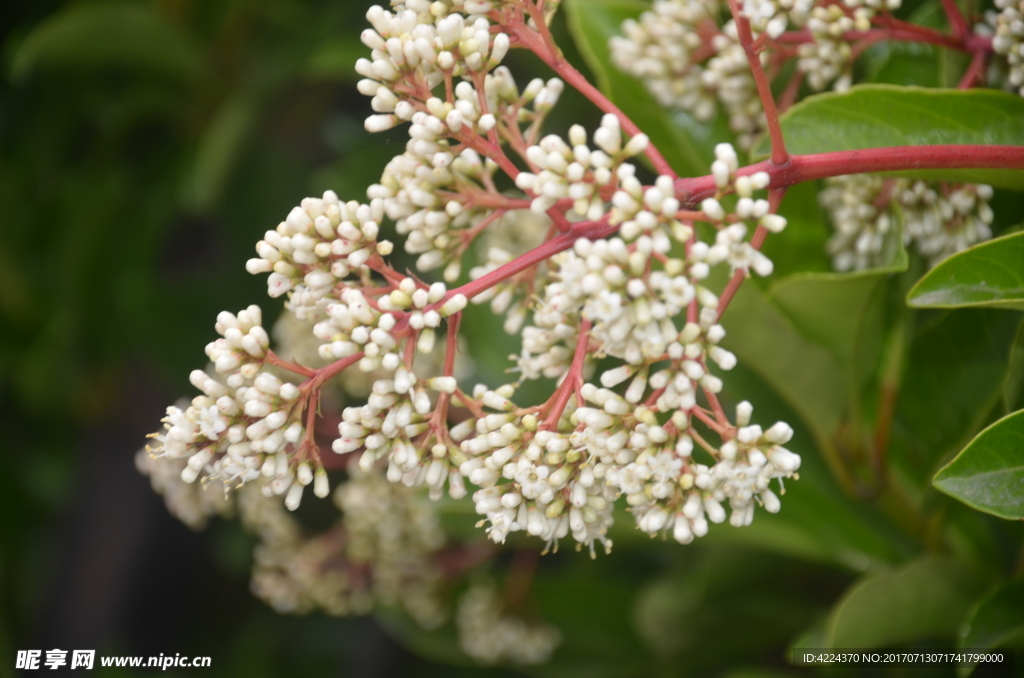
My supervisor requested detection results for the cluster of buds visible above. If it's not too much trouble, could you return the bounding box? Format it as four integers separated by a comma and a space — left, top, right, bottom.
144, 307, 325, 504
458, 394, 620, 556
357, 5, 511, 130
141, 2, 821, 652
609, 0, 909, 149
981, 0, 1024, 96
246, 193, 391, 322
610, 4, 764, 148
822, 175, 994, 271
514, 116, 650, 218
448, 145, 797, 554
456, 581, 562, 665
699, 144, 786, 275
365, 70, 563, 279
608, 401, 797, 542
336, 366, 469, 501
359, 1, 571, 281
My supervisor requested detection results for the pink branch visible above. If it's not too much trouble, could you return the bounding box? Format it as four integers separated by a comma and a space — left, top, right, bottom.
727, 0, 789, 165
959, 50, 987, 89
542, 318, 593, 429
448, 216, 616, 302
445, 145, 1023, 311
774, 26, 992, 54
940, 0, 969, 38
438, 145, 1023, 308
675, 145, 1024, 203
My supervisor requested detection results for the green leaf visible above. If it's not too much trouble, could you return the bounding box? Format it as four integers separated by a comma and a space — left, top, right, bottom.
708, 362, 912, 570
187, 93, 260, 211
758, 181, 832, 279
723, 211, 907, 447
11, 2, 202, 81
933, 409, 1024, 520
563, 0, 728, 177
631, 548, 830, 671
1003, 320, 1024, 413
907, 231, 1024, 310
753, 86, 1024, 190
826, 556, 987, 648
893, 309, 1020, 488
960, 579, 1024, 652
722, 280, 849, 442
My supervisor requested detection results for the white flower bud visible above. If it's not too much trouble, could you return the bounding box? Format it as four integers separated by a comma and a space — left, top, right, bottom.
285, 483, 303, 511
440, 293, 468, 316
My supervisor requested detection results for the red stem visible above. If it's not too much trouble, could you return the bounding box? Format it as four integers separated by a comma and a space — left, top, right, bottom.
542, 318, 593, 429
940, 0, 969, 38
444, 145, 1023, 308
448, 216, 616, 302
265, 350, 317, 378
727, 0, 788, 165
675, 145, 1024, 203
959, 50, 987, 89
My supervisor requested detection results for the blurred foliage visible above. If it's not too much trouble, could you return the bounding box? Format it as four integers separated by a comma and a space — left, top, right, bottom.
2, 1, 1024, 677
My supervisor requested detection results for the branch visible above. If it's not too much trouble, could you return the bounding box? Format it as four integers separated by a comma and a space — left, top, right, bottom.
726, 0, 789, 165
940, 0, 969, 38
444, 145, 1023, 308
675, 145, 1024, 202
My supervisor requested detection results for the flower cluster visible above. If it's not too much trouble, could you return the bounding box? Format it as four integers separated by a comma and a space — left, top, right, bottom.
141, 1, 812, 661
609, 0, 904, 148
336, 366, 469, 502
610, 3, 764, 148
135, 427, 233, 530
247, 195, 391, 322
447, 145, 798, 554
357, 2, 576, 280
335, 464, 447, 627
143, 306, 339, 514
822, 175, 994, 271
456, 581, 562, 665
515, 116, 651, 218
982, 0, 1024, 96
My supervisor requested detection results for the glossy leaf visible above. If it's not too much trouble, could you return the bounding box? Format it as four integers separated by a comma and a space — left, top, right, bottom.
753, 86, 1024, 189
933, 410, 1024, 520
11, 3, 201, 81
722, 280, 849, 441
1004, 320, 1024, 413
907, 231, 1024, 310
959, 579, 1024, 653
563, 0, 727, 177
631, 549, 828, 671
723, 211, 907, 444
826, 557, 987, 648
758, 181, 832, 279
892, 309, 1020, 488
